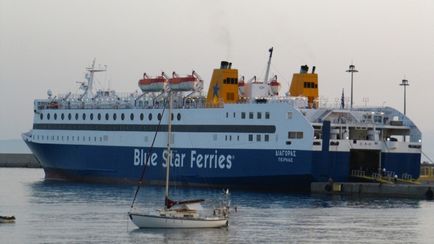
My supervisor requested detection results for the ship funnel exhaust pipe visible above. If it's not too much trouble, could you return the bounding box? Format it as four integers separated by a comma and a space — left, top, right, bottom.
312, 66, 316, 74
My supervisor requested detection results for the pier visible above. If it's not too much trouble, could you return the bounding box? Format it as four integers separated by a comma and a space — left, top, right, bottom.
0, 153, 40, 168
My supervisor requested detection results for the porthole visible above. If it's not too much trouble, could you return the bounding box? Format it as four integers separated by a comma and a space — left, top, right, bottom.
68, 113, 72, 120
121, 113, 125, 120
105, 113, 109, 120
47, 113, 50, 120
61, 113, 65, 120
40, 113, 43, 120
82, 113, 86, 120
157, 113, 162, 121
130, 113, 134, 120
177, 113, 181, 121
54, 113, 57, 120
171, 113, 174, 121
90, 113, 94, 120
140, 113, 144, 121
148, 113, 152, 121
113, 113, 117, 120
97, 113, 101, 120
75, 113, 79, 120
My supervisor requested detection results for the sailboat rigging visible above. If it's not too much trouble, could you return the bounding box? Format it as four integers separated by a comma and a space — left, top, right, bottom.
128, 90, 230, 228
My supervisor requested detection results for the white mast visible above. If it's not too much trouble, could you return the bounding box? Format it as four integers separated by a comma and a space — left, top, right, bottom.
264, 47, 273, 83
83, 59, 107, 99
164, 90, 173, 207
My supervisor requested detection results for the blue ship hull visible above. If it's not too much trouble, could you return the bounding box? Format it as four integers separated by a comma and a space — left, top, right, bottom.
25, 141, 313, 191
25, 141, 421, 191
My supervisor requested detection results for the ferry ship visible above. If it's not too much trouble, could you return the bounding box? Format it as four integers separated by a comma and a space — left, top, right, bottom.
22, 52, 422, 191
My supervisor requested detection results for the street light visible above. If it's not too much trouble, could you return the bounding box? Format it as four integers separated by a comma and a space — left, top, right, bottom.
400, 79, 409, 116
346, 64, 358, 110
400, 78, 409, 142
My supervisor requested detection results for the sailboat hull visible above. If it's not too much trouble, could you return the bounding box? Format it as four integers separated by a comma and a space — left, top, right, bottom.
128, 212, 228, 229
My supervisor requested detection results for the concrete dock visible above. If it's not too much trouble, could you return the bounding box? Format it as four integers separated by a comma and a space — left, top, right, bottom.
0, 153, 40, 168
312, 182, 434, 200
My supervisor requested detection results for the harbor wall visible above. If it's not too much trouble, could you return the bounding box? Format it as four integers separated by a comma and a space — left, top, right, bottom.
0, 153, 41, 168
311, 182, 434, 199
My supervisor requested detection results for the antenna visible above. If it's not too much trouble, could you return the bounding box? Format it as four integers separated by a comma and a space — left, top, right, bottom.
82, 58, 107, 99
346, 64, 358, 110
264, 47, 273, 83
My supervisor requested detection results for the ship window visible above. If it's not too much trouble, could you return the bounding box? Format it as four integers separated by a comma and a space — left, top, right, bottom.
157, 113, 162, 121
265, 112, 270, 119
94, 137, 97, 142
257, 112, 262, 119
248, 134, 253, 141
82, 113, 86, 120
315, 84, 318, 88
256, 134, 261, 141
105, 113, 109, 120
287, 112, 292, 119
265, 134, 269, 141
121, 113, 125, 120
97, 113, 101, 120
57, 136, 59, 140
229, 135, 232, 141
170, 113, 174, 121
61, 136, 64, 141
72, 136, 74, 141
130, 113, 134, 120
237, 135, 240, 141
40, 113, 43, 120
140, 113, 144, 121
148, 113, 152, 121
177, 113, 181, 121
47, 113, 50, 120
99, 137, 102, 142
77, 136, 79, 142
113, 113, 117, 120
249, 112, 254, 119
226, 112, 228, 118
225, 135, 227, 141
75, 113, 79, 120
61, 113, 65, 120
233, 112, 236, 118
88, 136, 91, 141
54, 113, 57, 120
90, 113, 94, 120
67, 136, 69, 141
82, 136, 85, 141
68, 113, 72, 120
241, 112, 246, 119
288, 131, 304, 139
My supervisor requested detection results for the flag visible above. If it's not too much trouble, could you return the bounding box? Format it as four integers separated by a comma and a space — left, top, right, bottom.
341, 88, 345, 109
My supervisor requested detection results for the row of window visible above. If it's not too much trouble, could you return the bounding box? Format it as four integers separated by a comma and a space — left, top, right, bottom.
223, 78, 238, 84
288, 131, 304, 139
33, 134, 108, 143
224, 111, 271, 119
39, 112, 182, 122
304, 82, 318, 89
248, 134, 270, 142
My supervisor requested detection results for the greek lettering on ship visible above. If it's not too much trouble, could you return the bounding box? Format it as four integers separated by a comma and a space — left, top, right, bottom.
275, 150, 296, 163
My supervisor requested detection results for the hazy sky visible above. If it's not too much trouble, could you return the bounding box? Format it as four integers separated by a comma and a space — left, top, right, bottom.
1, 0, 433, 159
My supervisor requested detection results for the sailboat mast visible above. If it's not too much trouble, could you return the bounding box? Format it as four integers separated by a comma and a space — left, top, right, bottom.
164, 91, 173, 205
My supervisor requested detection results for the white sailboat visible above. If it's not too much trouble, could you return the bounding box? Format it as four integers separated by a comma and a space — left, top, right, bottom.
128, 91, 229, 229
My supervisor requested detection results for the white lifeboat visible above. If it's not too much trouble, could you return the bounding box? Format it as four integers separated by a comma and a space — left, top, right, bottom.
138, 73, 167, 92
268, 75, 280, 96
168, 71, 200, 91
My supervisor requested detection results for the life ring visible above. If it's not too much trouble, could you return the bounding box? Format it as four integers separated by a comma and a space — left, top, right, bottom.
425, 188, 433, 200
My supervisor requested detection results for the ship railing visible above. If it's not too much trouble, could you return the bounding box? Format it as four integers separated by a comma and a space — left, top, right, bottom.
351, 170, 366, 178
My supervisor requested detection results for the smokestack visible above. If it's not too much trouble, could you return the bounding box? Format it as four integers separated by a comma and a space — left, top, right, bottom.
300, 65, 309, 74
312, 66, 316, 74
220, 61, 229, 69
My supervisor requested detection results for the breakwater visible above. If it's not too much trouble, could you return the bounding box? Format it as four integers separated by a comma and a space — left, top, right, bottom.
0, 153, 40, 168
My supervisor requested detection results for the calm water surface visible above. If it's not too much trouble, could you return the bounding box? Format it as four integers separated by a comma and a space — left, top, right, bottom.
1, 168, 433, 243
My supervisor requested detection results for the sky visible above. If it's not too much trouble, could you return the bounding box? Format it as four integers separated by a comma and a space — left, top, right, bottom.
1, 0, 433, 160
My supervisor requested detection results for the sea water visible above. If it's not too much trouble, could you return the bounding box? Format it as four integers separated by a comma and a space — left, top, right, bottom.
0, 168, 433, 243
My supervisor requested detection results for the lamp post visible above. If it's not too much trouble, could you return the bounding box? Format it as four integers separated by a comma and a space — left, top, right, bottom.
400, 78, 409, 142
400, 79, 409, 116
346, 64, 358, 110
